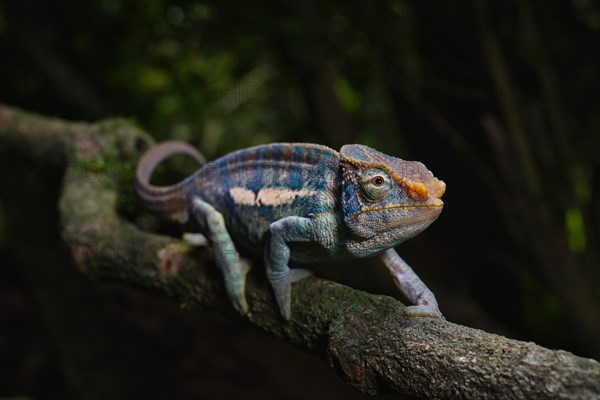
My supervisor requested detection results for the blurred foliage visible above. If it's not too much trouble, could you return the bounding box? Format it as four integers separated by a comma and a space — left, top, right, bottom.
0, 205, 6, 250
0, 0, 599, 396
0, 397, 33, 400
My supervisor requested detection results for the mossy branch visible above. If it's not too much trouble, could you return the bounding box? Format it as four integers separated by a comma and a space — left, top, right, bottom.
1, 103, 598, 399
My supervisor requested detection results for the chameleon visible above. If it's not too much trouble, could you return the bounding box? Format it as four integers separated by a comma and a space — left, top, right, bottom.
135, 141, 446, 320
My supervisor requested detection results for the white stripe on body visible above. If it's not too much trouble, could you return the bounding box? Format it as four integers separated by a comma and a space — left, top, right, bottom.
229, 187, 317, 207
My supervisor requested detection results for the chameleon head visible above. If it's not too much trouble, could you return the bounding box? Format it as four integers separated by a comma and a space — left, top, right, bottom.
340, 144, 445, 248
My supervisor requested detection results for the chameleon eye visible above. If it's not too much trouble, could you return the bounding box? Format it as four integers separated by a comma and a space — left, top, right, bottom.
361, 168, 392, 201
372, 176, 385, 186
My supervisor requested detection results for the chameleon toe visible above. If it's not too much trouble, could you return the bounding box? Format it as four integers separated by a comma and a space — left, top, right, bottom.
286, 268, 313, 283
271, 279, 292, 320
404, 305, 445, 320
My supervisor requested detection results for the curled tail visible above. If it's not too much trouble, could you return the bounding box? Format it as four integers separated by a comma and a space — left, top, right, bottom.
135, 140, 207, 222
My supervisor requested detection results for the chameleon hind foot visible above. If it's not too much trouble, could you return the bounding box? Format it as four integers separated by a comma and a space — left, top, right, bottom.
270, 268, 313, 320
191, 196, 252, 315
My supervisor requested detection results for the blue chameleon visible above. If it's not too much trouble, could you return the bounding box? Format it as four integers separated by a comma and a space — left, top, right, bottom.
136, 141, 446, 320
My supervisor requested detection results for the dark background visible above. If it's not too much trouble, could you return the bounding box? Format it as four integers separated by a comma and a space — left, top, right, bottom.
0, 0, 598, 399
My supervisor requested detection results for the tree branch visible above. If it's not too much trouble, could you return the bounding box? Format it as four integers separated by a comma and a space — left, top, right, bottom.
1, 103, 598, 399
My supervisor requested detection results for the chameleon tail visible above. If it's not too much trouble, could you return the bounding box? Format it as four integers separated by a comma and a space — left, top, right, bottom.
135, 140, 207, 222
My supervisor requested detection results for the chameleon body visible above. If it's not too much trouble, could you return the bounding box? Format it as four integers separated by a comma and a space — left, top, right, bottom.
136, 141, 446, 319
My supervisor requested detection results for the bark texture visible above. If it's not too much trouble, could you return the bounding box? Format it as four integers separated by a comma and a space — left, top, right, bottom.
0, 103, 598, 399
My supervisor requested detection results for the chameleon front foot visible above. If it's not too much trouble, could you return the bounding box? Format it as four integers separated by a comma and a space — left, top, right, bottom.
270, 268, 313, 320
381, 248, 445, 320
404, 304, 444, 320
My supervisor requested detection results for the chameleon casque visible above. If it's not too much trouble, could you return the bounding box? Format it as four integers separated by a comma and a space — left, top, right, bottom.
135, 141, 446, 320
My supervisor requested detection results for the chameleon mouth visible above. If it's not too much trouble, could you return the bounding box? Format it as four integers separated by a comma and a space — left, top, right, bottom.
354, 199, 444, 218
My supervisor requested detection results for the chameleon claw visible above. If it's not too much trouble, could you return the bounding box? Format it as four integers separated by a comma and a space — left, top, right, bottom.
271, 268, 313, 320
287, 268, 313, 282
403, 305, 445, 320
271, 280, 291, 320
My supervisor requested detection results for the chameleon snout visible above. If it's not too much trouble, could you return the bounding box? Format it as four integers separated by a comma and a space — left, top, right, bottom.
405, 178, 445, 206
425, 178, 445, 207
429, 178, 445, 197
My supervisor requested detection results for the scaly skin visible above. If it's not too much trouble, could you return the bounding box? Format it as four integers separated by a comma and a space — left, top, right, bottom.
136, 141, 446, 320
